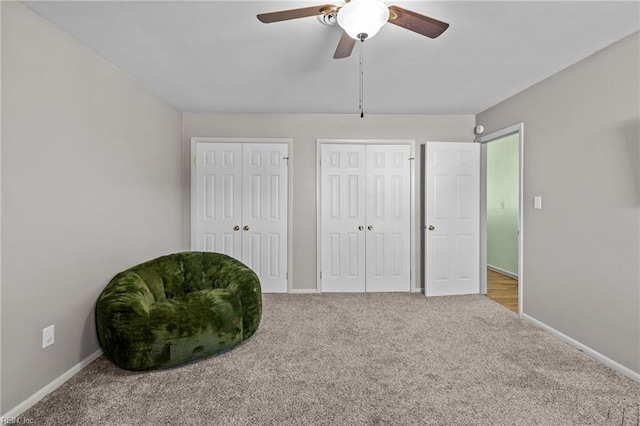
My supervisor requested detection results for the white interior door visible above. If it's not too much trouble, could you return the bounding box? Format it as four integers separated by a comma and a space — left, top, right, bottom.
425, 142, 480, 296
193, 141, 288, 293
365, 145, 411, 292
242, 143, 288, 293
321, 144, 366, 292
320, 143, 410, 293
194, 143, 242, 258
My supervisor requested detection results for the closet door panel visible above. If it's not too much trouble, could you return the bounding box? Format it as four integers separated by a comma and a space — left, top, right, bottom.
242, 143, 289, 293
321, 144, 366, 292
194, 143, 242, 258
365, 145, 411, 292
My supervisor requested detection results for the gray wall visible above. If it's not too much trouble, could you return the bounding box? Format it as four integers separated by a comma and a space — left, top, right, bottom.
477, 31, 640, 374
1, 2, 184, 413
183, 113, 475, 291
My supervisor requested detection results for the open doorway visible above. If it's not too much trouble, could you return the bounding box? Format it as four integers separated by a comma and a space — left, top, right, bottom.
477, 124, 524, 315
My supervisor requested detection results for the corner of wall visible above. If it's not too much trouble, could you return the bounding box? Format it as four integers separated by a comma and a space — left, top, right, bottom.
182, 112, 190, 251
1, 1, 185, 414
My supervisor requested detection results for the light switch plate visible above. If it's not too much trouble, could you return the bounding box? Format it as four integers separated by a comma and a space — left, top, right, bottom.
534, 196, 542, 210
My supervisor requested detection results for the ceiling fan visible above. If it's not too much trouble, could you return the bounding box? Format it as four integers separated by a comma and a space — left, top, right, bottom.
257, 0, 449, 59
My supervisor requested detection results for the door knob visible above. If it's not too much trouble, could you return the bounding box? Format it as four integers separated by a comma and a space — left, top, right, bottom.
428, 225, 435, 231
243, 225, 250, 231
233, 225, 240, 231
358, 226, 364, 231
367, 225, 373, 231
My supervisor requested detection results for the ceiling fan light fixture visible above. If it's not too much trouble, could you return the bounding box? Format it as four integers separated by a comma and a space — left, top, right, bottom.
337, 0, 389, 40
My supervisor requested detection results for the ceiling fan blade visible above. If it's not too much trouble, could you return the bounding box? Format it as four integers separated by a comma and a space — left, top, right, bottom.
257, 4, 338, 23
387, 6, 449, 39
334, 31, 356, 59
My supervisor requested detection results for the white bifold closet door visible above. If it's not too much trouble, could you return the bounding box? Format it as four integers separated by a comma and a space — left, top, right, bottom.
194, 142, 288, 293
321, 144, 410, 292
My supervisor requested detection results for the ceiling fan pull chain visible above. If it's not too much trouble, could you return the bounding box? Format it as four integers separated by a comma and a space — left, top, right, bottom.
359, 38, 364, 118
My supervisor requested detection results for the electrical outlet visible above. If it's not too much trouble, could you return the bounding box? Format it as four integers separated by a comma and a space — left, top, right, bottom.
42, 325, 55, 349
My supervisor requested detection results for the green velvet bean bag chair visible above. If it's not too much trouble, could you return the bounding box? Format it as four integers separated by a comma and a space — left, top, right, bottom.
96, 252, 261, 371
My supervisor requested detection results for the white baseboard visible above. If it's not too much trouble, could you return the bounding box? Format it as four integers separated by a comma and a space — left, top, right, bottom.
2, 349, 103, 418
487, 264, 518, 280
289, 288, 320, 294
521, 313, 640, 384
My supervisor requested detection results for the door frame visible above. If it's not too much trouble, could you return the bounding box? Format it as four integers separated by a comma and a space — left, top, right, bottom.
475, 123, 524, 315
316, 139, 417, 292
190, 137, 293, 292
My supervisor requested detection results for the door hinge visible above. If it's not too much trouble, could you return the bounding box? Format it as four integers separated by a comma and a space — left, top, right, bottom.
193, 156, 197, 166
286, 271, 289, 280
319, 271, 322, 279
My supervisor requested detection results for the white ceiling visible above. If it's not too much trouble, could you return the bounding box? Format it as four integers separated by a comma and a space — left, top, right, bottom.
23, 1, 640, 115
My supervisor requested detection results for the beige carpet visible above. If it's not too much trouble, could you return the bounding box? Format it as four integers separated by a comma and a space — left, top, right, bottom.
22, 294, 640, 425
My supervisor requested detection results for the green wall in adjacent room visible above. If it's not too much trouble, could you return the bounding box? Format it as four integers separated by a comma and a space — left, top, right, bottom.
487, 134, 519, 276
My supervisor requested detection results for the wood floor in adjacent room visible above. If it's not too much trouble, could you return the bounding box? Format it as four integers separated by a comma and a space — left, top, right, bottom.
486, 269, 518, 313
